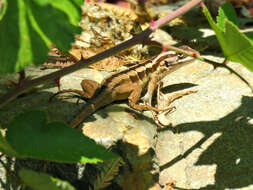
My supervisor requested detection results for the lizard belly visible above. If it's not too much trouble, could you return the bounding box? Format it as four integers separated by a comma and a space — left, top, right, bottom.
113, 81, 147, 101
113, 86, 133, 101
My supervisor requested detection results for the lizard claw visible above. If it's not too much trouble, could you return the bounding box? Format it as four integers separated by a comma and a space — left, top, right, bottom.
153, 112, 171, 128
153, 106, 176, 128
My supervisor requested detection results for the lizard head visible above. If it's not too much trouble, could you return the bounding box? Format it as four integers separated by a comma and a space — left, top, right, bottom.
154, 49, 195, 80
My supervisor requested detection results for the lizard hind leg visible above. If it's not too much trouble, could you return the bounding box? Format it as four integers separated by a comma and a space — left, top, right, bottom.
49, 79, 101, 102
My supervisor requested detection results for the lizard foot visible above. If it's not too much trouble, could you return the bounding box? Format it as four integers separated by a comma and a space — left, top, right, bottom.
153, 89, 198, 127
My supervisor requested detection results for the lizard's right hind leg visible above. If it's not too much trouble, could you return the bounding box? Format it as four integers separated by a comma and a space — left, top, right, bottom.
49, 79, 101, 102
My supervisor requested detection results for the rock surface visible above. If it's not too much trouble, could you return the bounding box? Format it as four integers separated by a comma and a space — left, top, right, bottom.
155, 57, 253, 190
1, 56, 253, 189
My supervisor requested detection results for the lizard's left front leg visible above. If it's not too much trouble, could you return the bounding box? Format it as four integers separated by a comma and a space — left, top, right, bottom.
153, 83, 198, 127
157, 82, 198, 112
142, 74, 159, 106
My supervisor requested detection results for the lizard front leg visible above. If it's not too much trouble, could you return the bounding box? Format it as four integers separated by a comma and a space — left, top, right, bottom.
155, 81, 198, 112
128, 83, 173, 112
142, 74, 159, 106
163, 90, 198, 109
154, 83, 198, 127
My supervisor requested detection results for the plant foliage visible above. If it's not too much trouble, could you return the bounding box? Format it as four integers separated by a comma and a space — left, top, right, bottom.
19, 169, 76, 190
203, 2, 253, 71
4, 110, 117, 164
0, 0, 7, 20
0, 129, 18, 157
0, 0, 83, 74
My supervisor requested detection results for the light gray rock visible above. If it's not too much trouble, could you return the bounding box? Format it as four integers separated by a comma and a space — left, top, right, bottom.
1, 56, 253, 190
156, 58, 253, 190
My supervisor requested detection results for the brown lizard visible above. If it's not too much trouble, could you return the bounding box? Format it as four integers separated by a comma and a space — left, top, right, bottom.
52, 46, 198, 128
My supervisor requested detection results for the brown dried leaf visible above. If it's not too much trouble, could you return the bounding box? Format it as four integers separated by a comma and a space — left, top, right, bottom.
70, 48, 130, 71
92, 157, 124, 190
89, 56, 128, 71
43, 2, 149, 71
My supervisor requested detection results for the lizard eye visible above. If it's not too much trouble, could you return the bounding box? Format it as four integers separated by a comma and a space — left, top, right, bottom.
164, 60, 170, 67
178, 53, 184, 58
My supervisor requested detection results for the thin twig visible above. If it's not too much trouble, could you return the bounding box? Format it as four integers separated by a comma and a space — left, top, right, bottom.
203, 57, 253, 91
163, 44, 253, 91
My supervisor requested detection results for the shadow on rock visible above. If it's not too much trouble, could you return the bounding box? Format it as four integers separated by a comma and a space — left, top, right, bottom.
160, 96, 253, 189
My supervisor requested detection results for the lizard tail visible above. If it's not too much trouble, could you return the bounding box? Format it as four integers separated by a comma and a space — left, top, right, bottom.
69, 103, 97, 128
69, 89, 113, 128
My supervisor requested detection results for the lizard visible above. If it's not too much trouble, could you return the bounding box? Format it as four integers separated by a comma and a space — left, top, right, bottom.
51, 46, 198, 128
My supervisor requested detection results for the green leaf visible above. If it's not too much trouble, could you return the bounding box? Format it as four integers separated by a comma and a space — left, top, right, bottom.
202, 4, 227, 53
246, 32, 253, 42
222, 21, 253, 65
6, 110, 117, 164
202, 4, 253, 71
50, 0, 83, 26
19, 169, 75, 190
217, 2, 238, 30
0, 0, 83, 74
0, 130, 18, 157
0, 0, 7, 21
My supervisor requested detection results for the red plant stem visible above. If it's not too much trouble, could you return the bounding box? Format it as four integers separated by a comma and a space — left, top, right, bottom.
150, 0, 203, 30
0, 0, 202, 107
